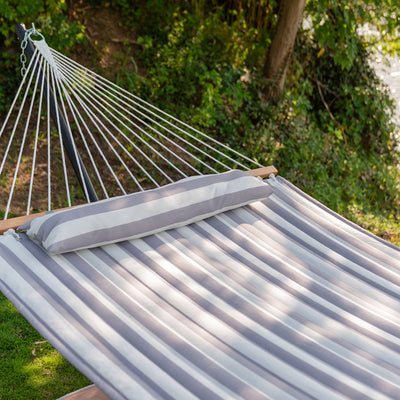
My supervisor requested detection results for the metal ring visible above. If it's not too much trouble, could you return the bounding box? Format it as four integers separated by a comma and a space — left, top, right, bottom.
28, 30, 45, 42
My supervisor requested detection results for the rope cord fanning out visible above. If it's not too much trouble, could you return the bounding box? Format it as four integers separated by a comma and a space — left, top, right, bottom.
0, 27, 265, 219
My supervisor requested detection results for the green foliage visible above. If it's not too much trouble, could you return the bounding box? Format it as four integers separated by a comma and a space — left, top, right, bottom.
116, 5, 273, 128
296, 32, 397, 157
282, 1, 400, 230
307, 0, 400, 66
0, 0, 85, 115
113, 0, 400, 238
0, 0, 84, 49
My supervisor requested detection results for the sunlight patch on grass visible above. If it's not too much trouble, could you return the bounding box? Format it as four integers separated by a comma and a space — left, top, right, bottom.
0, 293, 90, 400
346, 204, 400, 247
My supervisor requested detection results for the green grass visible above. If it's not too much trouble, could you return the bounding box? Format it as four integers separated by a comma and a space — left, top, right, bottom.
0, 292, 89, 400
346, 205, 400, 247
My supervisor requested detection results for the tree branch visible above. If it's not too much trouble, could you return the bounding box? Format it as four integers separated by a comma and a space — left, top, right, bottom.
316, 80, 348, 147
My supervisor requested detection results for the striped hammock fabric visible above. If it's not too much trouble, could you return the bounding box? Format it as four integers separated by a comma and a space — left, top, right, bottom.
1, 176, 399, 400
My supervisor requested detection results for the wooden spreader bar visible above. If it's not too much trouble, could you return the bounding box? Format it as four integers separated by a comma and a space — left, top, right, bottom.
58, 385, 111, 400
247, 165, 278, 179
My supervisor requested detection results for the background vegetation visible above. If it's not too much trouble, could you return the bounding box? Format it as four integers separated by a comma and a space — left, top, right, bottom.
0, 0, 399, 398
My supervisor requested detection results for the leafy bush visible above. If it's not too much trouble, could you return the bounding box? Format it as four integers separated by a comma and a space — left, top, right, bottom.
105, 1, 400, 230
0, 0, 85, 112
0, 0, 85, 49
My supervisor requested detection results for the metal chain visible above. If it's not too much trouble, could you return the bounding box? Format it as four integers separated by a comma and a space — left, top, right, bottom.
20, 23, 44, 77
20, 36, 28, 76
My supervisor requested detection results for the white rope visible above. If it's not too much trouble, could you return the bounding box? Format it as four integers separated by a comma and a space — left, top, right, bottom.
61, 74, 187, 182
5, 54, 44, 219
54, 58, 209, 176
51, 45, 266, 179
53, 53, 229, 172
59, 61, 213, 174
1, 50, 41, 219
57, 72, 160, 189
54, 66, 156, 190
0, 48, 40, 177
0, 51, 37, 140
55, 61, 180, 183
51, 48, 263, 169
60, 64, 203, 176
61, 94, 147, 192
91, 80, 232, 171
46, 62, 52, 211
56, 68, 175, 185
1, 31, 267, 218
49, 62, 72, 207
51, 69, 91, 202
27, 56, 47, 215
55, 74, 111, 197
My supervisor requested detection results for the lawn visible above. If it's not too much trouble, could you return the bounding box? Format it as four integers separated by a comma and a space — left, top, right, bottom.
0, 292, 89, 400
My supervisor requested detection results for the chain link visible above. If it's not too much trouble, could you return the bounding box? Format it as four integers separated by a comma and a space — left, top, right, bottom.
20, 23, 44, 77
20, 35, 28, 77
20, 50, 27, 77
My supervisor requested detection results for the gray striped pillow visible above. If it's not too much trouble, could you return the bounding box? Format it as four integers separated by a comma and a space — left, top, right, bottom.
20, 170, 273, 254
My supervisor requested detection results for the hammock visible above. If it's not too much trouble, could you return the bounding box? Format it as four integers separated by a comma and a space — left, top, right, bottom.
1, 26, 400, 400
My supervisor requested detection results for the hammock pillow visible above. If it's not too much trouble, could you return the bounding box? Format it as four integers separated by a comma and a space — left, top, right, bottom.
19, 170, 273, 254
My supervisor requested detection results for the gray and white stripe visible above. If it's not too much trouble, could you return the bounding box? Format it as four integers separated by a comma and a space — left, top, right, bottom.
20, 170, 272, 254
1, 176, 400, 399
